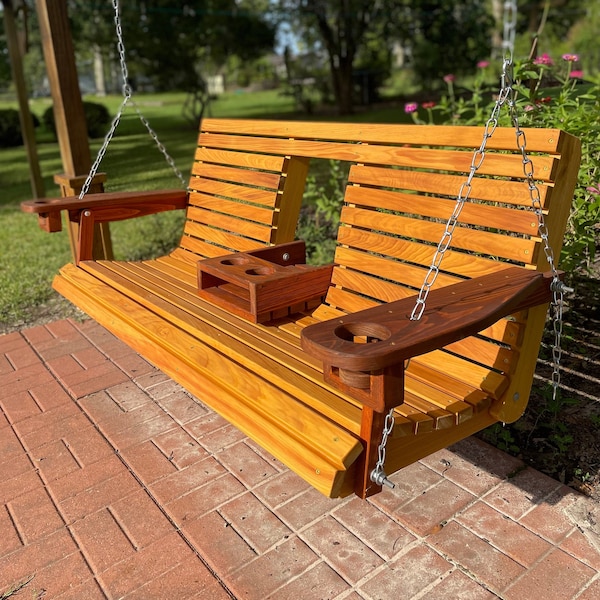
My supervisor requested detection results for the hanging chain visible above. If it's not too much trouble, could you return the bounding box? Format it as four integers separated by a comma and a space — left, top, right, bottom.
370, 0, 571, 488
79, 0, 186, 200
370, 409, 396, 489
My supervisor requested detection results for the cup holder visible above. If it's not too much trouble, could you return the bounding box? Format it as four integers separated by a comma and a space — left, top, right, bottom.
245, 267, 273, 276
220, 257, 248, 266
334, 322, 391, 344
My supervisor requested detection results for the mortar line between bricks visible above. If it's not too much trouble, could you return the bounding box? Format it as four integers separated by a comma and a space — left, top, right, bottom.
17, 326, 237, 600
575, 572, 600, 600
71, 393, 239, 600
425, 543, 508, 598
4, 502, 25, 547
411, 565, 501, 600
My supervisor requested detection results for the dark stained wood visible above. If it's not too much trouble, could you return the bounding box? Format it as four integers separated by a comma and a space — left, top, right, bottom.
198, 242, 333, 323
302, 267, 560, 373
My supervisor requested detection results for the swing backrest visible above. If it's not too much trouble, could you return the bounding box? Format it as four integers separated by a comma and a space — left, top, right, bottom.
313, 124, 581, 422
174, 121, 311, 262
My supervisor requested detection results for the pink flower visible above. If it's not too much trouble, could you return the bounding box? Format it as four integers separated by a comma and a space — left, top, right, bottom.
477, 60, 489, 69
533, 53, 553, 66
421, 101, 436, 109
443, 74, 455, 83
404, 102, 418, 114
587, 185, 600, 195
570, 70, 584, 79
562, 53, 579, 62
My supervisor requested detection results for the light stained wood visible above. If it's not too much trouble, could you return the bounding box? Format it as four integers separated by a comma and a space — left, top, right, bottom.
350, 165, 551, 207
345, 186, 542, 236
191, 163, 283, 189
340, 206, 538, 263
25, 118, 581, 498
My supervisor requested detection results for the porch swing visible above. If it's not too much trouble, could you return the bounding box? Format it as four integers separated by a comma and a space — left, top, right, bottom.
22, 0, 582, 498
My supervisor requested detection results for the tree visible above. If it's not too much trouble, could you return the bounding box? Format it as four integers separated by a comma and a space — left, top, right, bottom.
409, 2, 494, 89
277, 0, 403, 115
66, 1, 275, 94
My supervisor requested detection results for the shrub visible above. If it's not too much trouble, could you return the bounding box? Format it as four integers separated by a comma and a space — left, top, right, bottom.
0, 108, 23, 147
42, 100, 111, 139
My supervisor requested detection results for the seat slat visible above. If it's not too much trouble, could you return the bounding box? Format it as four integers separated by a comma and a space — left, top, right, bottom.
412, 351, 508, 400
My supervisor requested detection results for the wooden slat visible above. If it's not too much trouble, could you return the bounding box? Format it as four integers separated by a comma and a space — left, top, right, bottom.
188, 178, 280, 206
413, 350, 508, 400
330, 266, 416, 304
341, 206, 538, 263
193, 146, 287, 172
349, 165, 551, 208
345, 186, 541, 236
336, 227, 510, 279
200, 118, 565, 153
333, 245, 460, 290
191, 162, 282, 189
185, 218, 274, 248
187, 197, 276, 225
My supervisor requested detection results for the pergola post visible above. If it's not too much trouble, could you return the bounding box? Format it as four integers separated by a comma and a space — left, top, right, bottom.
35, 0, 112, 260
2, 0, 45, 198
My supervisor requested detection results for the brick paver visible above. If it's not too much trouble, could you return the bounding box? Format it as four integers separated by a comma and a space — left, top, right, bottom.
2, 318, 599, 600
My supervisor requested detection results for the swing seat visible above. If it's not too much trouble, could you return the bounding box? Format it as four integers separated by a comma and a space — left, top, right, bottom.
21, 119, 581, 498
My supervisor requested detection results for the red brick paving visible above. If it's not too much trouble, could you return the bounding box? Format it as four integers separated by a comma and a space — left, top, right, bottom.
2, 318, 600, 599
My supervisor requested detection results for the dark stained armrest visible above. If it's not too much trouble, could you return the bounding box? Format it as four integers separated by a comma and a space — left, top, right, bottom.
301, 267, 560, 373
21, 190, 188, 232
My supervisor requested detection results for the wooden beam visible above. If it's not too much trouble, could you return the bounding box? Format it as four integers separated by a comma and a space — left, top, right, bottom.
3, 0, 45, 198
35, 0, 112, 260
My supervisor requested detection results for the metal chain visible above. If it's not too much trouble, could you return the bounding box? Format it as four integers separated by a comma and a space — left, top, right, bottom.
370, 0, 570, 488
370, 408, 396, 489
79, 0, 186, 200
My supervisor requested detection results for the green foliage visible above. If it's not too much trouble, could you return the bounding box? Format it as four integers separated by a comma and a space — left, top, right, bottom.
42, 101, 111, 139
296, 160, 347, 265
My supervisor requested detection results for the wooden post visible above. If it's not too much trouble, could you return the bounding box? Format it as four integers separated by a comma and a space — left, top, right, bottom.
3, 0, 45, 198
35, 0, 112, 260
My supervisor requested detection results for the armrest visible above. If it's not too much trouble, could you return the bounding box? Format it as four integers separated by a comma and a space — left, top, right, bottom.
21, 189, 188, 214
301, 267, 560, 373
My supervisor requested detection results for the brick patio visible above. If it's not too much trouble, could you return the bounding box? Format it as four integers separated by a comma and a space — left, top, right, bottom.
1, 318, 599, 599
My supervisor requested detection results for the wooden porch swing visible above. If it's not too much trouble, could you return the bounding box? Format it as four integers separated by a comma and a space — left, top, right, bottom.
22, 1, 582, 498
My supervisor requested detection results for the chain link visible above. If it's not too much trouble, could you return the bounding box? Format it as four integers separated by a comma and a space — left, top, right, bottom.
370, 408, 396, 489
79, 0, 186, 200
371, 0, 570, 488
